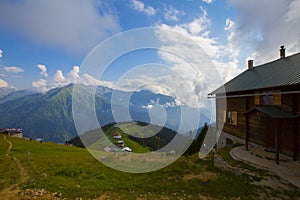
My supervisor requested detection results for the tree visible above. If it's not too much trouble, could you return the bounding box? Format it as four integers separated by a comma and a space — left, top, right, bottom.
185, 123, 209, 155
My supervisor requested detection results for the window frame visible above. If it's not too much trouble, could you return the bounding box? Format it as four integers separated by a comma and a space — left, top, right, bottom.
254, 90, 281, 105
261, 92, 273, 105
226, 111, 238, 126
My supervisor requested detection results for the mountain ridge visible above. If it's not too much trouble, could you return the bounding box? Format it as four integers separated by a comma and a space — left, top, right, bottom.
0, 84, 208, 143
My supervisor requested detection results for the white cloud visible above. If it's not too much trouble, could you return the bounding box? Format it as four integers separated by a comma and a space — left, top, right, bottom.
142, 104, 153, 110
54, 70, 66, 82
82, 73, 114, 88
53, 70, 67, 86
164, 6, 184, 22
4, 66, 24, 73
203, 0, 214, 4
37, 64, 48, 77
32, 79, 47, 92
224, 18, 240, 59
228, 0, 300, 65
114, 7, 243, 108
163, 99, 183, 108
0, 49, 3, 58
31, 66, 114, 92
131, 0, 156, 16
67, 66, 80, 82
182, 7, 210, 35
0, 79, 8, 88
0, 0, 121, 55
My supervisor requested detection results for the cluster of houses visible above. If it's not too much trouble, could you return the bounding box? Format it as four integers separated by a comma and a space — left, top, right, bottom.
113, 132, 124, 147
103, 132, 132, 152
0, 128, 23, 138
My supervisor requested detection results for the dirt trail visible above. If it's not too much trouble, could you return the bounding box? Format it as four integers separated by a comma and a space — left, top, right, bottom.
0, 136, 29, 200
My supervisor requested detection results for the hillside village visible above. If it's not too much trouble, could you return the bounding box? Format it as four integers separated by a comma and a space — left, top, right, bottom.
0, 128, 23, 138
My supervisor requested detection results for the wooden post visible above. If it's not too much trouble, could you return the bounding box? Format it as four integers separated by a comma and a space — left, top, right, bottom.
245, 114, 249, 151
275, 119, 280, 165
293, 118, 299, 161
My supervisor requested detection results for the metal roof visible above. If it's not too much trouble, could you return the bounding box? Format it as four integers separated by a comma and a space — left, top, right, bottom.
244, 106, 299, 119
210, 53, 300, 95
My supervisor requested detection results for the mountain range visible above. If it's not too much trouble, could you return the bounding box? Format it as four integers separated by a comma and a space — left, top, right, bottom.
0, 84, 209, 143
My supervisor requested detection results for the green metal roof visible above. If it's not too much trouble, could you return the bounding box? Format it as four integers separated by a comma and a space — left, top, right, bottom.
210, 53, 300, 95
244, 106, 299, 119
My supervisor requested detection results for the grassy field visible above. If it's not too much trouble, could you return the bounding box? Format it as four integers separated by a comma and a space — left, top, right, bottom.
0, 135, 21, 190
0, 134, 299, 199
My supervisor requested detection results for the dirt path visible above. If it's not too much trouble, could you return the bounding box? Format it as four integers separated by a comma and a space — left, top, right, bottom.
0, 136, 29, 200
215, 151, 300, 200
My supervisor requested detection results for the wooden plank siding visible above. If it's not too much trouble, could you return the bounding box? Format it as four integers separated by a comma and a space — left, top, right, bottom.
216, 85, 300, 160
247, 111, 267, 146
218, 96, 247, 140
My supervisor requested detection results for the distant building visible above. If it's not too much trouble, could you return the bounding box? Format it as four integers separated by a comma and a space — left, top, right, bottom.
0, 128, 23, 138
117, 140, 125, 147
113, 132, 122, 139
209, 46, 300, 164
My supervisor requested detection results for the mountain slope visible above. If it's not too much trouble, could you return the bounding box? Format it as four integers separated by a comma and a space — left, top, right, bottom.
0, 84, 209, 143
0, 89, 36, 104
0, 85, 75, 142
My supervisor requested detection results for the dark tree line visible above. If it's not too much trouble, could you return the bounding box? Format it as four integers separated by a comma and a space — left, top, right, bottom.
184, 123, 209, 155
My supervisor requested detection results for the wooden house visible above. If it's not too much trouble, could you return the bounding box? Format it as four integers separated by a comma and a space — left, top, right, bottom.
209, 46, 300, 164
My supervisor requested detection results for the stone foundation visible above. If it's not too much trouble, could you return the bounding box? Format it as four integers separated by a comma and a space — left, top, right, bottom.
217, 131, 245, 150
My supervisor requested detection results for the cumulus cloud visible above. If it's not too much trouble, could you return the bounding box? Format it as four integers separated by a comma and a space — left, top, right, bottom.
32, 66, 114, 92
131, 0, 156, 16
0, 0, 121, 55
228, 0, 300, 65
67, 66, 80, 82
82, 73, 114, 88
163, 99, 183, 108
113, 7, 243, 108
37, 64, 48, 77
224, 18, 240, 59
4, 66, 24, 73
0, 49, 3, 58
142, 104, 154, 110
32, 79, 48, 92
0, 79, 8, 88
182, 7, 210, 35
52, 70, 67, 87
164, 6, 185, 22
203, 0, 214, 4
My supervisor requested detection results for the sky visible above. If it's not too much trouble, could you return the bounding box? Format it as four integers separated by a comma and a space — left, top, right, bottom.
0, 0, 300, 107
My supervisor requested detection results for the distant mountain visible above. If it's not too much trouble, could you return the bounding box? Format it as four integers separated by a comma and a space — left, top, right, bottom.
0, 84, 209, 143
0, 87, 17, 98
0, 85, 75, 142
0, 89, 37, 104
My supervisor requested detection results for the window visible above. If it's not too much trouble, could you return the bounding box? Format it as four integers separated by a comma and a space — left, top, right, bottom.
268, 95, 273, 104
254, 90, 281, 105
261, 95, 267, 104
261, 92, 273, 105
226, 111, 238, 125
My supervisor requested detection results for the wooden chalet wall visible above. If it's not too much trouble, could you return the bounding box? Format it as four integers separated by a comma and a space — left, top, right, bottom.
216, 84, 300, 159
221, 96, 247, 139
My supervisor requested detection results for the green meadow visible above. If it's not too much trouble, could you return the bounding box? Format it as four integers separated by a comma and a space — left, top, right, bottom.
0, 134, 299, 199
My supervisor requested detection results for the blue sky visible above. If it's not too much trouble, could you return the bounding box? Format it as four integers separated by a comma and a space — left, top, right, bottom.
0, 0, 299, 98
